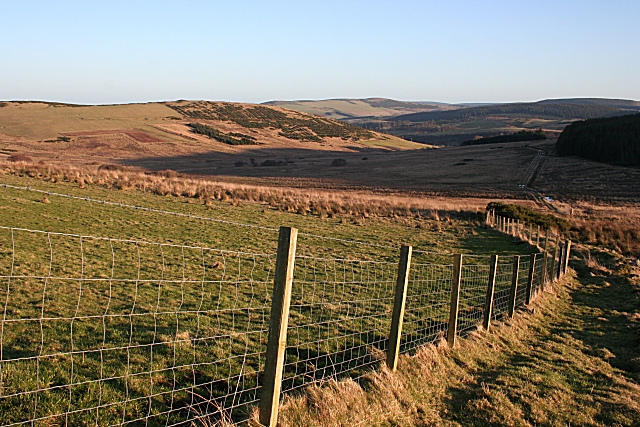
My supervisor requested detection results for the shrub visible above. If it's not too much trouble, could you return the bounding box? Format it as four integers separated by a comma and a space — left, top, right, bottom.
7, 154, 32, 162
487, 202, 570, 231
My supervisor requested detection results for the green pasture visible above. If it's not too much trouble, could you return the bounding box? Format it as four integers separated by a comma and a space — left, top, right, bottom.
0, 173, 536, 425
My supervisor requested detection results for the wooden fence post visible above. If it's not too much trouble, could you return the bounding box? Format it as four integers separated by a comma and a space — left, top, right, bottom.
536, 225, 540, 248
447, 254, 463, 347
541, 231, 549, 292
563, 240, 572, 275
387, 245, 412, 371
551, 233, 561, 283
259, 226, 298, 427
508, 255, 520, 318
525, 253, 537, 304
482, 255, 499, 331
558, 241, 566, 278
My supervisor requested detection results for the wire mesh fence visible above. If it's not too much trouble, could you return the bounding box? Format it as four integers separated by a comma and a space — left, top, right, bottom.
515, 258, 531, 307
492, 259, 514, 320
0, 220, 565, 427
400, 263, 453, 354
457, 263, 490, 335
282, 256, 396, 392
0, 227, 274, 426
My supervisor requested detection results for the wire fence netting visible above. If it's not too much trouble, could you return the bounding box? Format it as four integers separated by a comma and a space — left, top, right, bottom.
457, 264, 490, 336
283, 256, 396, 392
0, 227, 274, 426
0, 221, 556, 427
401, 263, 453, 354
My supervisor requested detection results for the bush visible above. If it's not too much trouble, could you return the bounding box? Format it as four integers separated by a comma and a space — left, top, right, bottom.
487, 202, 570, 231
7, 154, 33, 162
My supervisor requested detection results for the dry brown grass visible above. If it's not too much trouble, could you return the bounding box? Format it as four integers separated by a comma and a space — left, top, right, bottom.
1, 161, 494, 221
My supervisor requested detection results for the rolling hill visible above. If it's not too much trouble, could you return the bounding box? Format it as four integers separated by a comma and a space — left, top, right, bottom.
0, 100, 424, 165
263, 98, 453, 120
261, 98, 640, 147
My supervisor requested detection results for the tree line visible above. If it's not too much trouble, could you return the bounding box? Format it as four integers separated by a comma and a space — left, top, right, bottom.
392, 102, 624, 123
556, 113, 640, 166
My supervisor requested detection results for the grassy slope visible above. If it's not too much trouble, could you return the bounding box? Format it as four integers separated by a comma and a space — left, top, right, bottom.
274, 249, 640, 427
262, 99, 448, 120
0, 102, 185, 141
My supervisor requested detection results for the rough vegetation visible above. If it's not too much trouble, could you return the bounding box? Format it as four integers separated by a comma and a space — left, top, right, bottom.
169, 101, 375, 142
188, 122, 258, 145
556, 113, 640, 166
487, 202, 571, 231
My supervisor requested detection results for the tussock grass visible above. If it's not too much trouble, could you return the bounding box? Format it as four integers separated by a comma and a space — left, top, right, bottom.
1, 161, 489, 222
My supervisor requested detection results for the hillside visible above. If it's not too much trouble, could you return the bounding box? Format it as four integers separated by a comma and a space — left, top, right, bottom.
271, 98, 640, 147
263, 98, 453, 120
0, 101, 422, 165
556, 113, 640, 166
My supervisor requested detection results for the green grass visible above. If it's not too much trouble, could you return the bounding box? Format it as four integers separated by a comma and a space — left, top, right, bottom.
0, 173, 537, 426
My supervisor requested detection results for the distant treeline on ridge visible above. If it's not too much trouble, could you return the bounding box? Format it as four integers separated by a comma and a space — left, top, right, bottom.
556, 113, 640, 166
462, 129, 546, 146
392, 102, 626, 123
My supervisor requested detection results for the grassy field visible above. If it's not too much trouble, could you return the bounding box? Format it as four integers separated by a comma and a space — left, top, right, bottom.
0, 172, 537, 426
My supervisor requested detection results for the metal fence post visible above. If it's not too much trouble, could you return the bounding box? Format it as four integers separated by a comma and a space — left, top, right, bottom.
259, 226, 298, 427
525, 253, 537, 304
447, 254, 463, 347
386, 245, 412, 371
508, 255, 520, 318
482, 255, 498, 331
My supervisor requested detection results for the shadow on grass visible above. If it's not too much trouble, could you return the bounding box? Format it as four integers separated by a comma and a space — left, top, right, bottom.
440, 256, 640, 426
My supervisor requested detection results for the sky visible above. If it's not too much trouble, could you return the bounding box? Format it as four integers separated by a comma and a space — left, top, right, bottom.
1, 0, 639, 105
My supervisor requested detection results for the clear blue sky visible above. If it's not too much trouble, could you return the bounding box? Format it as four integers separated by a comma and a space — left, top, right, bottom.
1, 0, 639, 104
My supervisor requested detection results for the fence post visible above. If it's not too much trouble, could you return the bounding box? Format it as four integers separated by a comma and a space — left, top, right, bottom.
447, 254, 463, 347
508, 255, 520, 318
386, 245, 412, 371
536, 225, 540, 248
482, 255, 499, 331
525, 253, 537, 304
540, 231, 549, 292
259, 226, 298, 427
551, 233, 561, 283
558, 241, 566, 278
563, 240, 572, 275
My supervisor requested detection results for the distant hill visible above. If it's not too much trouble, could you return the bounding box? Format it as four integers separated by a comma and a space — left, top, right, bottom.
263, 98, 453, 120
262, 97, 640, 147
556, 113, 640, 166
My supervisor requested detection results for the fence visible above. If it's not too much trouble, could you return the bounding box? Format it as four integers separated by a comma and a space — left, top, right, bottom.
0, 221, 571, 427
